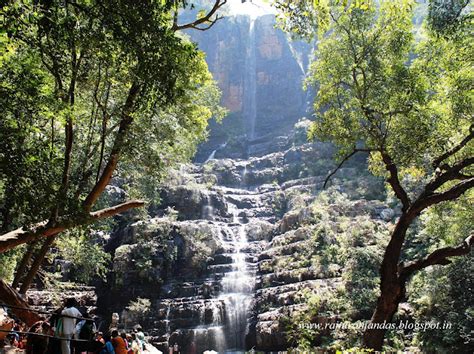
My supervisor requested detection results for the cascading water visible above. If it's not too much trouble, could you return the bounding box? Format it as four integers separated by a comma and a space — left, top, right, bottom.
243, 19, 257, 140
218, 204, 255, 350
157, 192, 258, 353
205, 142, 228, 163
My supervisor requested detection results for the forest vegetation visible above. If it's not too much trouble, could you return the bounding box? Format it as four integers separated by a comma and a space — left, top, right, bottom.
0, 0, 472, 352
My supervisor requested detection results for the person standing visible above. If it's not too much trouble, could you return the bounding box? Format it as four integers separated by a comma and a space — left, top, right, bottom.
173, 343, 179, 354
75, 315, 97, 354
60, 298, 82, 354
134, 327, 145, 351
26, 320, 52, 354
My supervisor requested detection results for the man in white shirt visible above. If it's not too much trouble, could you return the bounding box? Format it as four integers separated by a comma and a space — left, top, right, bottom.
61, 298, 82, 354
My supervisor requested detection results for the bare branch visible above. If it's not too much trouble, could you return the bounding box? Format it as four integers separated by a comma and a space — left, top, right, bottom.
0, 200, 145, 253
11, 241, 38, 288
400, 234, 474, 279
432, 124, 474, 169
425, 156, 474, 192
412, 177, 474, 215
183, 18, 223, 31
323, 148, 372, 188
381, 151, 411, 211
83, 82, 140, 211
19, 235, 57, 294
172, 0, 227, 32
90, 200, 145, 219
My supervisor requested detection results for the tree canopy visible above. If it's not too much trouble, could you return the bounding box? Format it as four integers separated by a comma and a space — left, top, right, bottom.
0, 0, 226, 253
275, 0, 473, 350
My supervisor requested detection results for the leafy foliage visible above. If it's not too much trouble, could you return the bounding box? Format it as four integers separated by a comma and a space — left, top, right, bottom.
0, 247, 25, 282
427, 0, 471, 35
55, 230, 111, 283
409, 194, 474, 352
0, 0, 226, 294
276, 2, 472, 348
280, 189, 391, 349
0, 0, 224, 233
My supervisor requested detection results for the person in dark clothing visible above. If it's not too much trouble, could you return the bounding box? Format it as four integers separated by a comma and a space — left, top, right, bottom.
26, 320, 52, 354
74, 315, 98, 354
48, 308, 63, 354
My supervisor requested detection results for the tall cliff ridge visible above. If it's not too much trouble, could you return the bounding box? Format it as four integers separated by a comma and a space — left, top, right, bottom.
190, 14, 313, 161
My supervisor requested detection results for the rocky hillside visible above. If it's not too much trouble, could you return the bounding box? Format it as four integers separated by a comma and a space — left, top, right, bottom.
97, 118, 391, 352
95, 10, 393, 353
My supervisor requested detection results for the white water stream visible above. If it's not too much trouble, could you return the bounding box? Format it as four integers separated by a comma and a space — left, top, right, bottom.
218, 204, 255, 350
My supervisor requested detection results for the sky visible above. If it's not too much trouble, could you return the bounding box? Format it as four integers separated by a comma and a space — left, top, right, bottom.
225, 0, 276, 19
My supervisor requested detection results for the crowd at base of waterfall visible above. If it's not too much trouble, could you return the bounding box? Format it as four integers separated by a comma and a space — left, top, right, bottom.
298, 320, 453, 332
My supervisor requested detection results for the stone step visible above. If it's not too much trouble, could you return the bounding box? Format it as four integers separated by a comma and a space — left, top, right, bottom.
207, 264, 236, 273
257, 267, 327, 288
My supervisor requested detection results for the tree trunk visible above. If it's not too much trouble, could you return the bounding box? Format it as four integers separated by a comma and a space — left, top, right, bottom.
363, 281, 406, 350
363, 213, 412, 350
0, 279, 41, 326
11, 241, 38, 289
19, 235, 57, 294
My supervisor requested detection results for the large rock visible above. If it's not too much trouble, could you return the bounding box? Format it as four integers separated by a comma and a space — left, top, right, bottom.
159, 186, 228, 220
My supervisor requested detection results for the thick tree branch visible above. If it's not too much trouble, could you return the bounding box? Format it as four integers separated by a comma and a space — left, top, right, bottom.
381, 151, 411, 212
19, 235, 57, 294
55, 117, 74, 217
0, 279, 42, 326
400, 234, 474, 279
412, 177, 474, 215
425, 156, 474, 192
89, 200, 145, 219
83, 82, 140, 211
11, 241, 38, 288
432, 124, 473, 169
323, 148, 372, 188
0, 200, 145, 253
172, 0, 227, 31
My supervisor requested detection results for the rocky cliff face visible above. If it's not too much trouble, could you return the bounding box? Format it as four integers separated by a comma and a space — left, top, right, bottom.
98, 117, 390, 352
189, 14, 313, 162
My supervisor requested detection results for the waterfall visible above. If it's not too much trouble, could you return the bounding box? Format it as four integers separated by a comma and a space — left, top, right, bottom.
243, 19, 257, 140
205, 142, 228, 163
164, 302, 171, 334
219, 204, 255, 350
205, 149, 218, 163
157, 194, 257, 353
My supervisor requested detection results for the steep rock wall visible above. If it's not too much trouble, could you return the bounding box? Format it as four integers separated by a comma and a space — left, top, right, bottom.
190, 14, 313, 161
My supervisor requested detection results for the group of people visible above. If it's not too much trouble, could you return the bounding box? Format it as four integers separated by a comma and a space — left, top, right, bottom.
100, 330, 144, 354
3, 298, 148, 354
